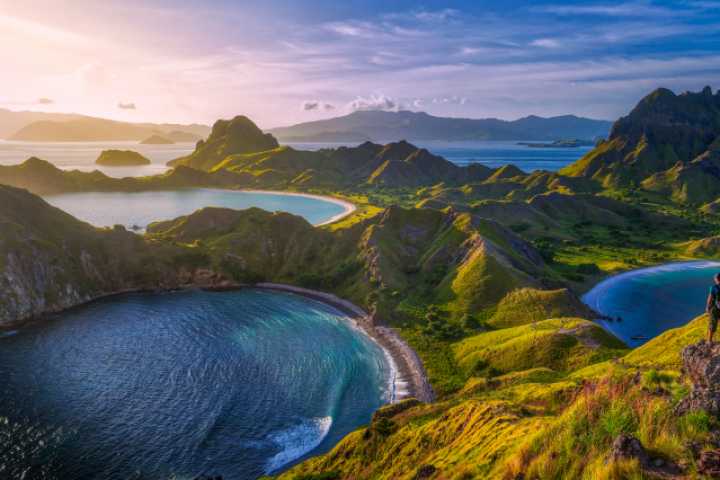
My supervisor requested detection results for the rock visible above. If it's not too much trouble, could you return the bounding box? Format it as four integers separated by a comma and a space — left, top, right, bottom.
414, 464, 436, 479
610, 434, 648, 465
95, 149, 151, 166
676, 340, 720, 415
699, 449, 720, 477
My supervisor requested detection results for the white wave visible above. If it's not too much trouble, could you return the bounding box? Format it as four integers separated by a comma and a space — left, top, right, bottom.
264, 416, 333, 474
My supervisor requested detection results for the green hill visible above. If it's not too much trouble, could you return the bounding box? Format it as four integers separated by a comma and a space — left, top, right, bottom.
169, 115, 280, 170
561, 86, 720, 194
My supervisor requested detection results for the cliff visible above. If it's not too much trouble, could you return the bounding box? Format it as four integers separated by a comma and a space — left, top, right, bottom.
562, 86, 720, 195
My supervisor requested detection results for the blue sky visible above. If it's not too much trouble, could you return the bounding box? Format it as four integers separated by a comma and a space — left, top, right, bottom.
1, 0, 719, 127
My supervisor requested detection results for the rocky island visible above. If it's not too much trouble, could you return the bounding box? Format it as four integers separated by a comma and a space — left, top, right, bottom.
95, 149, 152, 166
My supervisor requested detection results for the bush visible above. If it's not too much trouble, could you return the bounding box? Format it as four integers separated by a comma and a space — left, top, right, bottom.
576, 263, 601, 275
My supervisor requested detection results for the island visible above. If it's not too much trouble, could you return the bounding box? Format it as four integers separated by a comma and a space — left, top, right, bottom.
140, 134, 174, 145
95, 149, 151, 166
517, 138, 596, 148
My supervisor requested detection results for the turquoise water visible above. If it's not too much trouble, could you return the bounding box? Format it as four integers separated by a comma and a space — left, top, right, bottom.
43, 189, 347, 229
583, 261, 720, 347
0, 289, 390, 479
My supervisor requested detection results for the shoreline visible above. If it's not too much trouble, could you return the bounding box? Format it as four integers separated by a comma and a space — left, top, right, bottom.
257, 283, 435, 403
237, 189, 357, 226
43, 187, 357, 228
0, 281, 434, 404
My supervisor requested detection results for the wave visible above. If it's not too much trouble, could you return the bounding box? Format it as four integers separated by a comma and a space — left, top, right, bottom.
264, 416, 333, 474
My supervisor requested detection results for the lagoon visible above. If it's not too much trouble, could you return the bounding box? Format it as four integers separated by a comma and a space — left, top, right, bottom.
44, 188, 351, 230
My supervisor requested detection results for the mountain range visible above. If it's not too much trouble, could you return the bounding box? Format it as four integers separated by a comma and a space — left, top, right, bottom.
0, 108, 210, 142
269, 110, 612, 142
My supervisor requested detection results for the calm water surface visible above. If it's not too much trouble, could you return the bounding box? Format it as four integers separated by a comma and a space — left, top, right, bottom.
583, 261, 720, 347
0, 140, 193, 177
43, 189, 348, 229
0, 289, 390, 480
1, 140, 588, 178
290, 140, 592, 172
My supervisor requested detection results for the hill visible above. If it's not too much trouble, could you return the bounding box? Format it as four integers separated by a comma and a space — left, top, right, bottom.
169, 116, 495, 188
562, 86, 720, 199
269, 110, 612, 142
2, 108, 209, 141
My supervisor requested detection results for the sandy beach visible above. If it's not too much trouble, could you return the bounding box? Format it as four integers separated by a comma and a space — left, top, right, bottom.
257, 282, 435, 403
238, 189, 357, 226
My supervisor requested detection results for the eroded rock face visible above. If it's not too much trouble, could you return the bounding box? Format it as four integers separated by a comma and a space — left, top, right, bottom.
676, 341, 720, 415
699, 449, 720, 477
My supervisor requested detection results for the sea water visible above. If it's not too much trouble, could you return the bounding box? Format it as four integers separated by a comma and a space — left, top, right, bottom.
43, 189, 348, 229
0, 289, 390, 479
583, 261, 720, 347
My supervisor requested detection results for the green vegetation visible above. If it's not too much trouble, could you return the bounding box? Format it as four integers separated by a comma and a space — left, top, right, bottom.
5, 86, 720, 479
95, 149, 151, 166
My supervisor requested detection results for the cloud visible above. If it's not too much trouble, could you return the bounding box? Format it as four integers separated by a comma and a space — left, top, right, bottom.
37, 97, 53, 104
348, 95, 398, 112
118, 102, 136, 110
531, 38, 561, 48
413, 9, 459, 22
538, 1, 686, 17
302, 100, 335, 111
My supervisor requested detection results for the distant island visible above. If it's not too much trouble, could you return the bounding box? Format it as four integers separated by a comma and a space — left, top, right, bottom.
140, 134, 174, 145
517, 139, 596, 148
282, 131, 371, 143
96, 149, 151, 166
2, 109, 209, 142
269, 110, 612, 142
164, 130, 203, 143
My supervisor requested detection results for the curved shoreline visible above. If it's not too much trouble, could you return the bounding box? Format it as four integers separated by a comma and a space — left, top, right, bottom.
582, 260, 720, 346
257, 283, 435, 403
1, 281, 434, 404
237, 189, 357, 226
44, 187, 357, 228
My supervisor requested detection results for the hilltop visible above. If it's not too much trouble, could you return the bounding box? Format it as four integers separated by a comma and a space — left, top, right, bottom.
270, 110, 612, 142
168, 115, 494, 187
562, 86, 720, 204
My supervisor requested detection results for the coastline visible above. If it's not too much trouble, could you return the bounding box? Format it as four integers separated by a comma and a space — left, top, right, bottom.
0, 280, 434, 404
257, 282, 435, 403
237, 189, 357, 226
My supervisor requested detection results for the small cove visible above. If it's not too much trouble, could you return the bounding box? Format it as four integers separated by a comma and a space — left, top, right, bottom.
0, 289, 390, 479
583, 261, 720, 347
43, 188, 352, 229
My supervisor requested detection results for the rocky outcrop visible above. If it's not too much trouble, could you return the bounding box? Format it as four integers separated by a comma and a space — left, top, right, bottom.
169, 115, 279, 170
610, 434, 648, 464
96, 149, 151, 166
563, 86, 720, 190
676, 340, 720, 415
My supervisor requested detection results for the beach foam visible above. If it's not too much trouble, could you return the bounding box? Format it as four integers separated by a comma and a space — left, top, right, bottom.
264, 416, 333, 473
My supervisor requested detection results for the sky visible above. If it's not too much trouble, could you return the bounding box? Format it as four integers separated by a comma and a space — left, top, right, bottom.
1, 0, 720, 128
